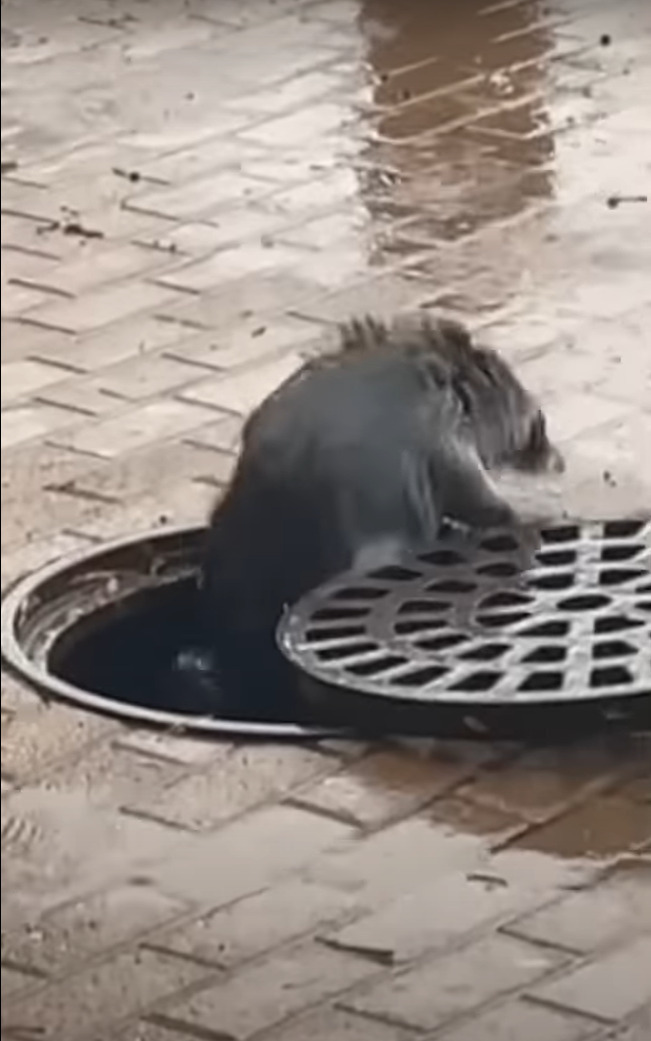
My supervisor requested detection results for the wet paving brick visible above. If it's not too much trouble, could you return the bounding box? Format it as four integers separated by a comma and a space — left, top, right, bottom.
2, 0, 651, 1036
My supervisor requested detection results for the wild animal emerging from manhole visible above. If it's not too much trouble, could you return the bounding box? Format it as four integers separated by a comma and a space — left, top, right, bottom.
177, 313, 563, 721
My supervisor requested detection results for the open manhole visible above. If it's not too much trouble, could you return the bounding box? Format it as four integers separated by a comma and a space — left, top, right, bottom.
2, 520, 649, 741
280, 518, 651, 736
0, 527, 340, 739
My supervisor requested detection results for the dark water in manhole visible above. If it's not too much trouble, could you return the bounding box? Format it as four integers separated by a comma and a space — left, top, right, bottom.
48, 578, 309, 726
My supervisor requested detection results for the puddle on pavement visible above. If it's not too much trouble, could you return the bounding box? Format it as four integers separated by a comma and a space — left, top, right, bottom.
334, 732, 650, 862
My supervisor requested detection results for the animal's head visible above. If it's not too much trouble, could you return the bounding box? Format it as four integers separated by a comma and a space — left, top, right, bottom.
336, 312, 563, 475
412, 314, 564, 475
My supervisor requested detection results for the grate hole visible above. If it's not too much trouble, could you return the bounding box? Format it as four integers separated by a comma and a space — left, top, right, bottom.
333, 586, 387, 601
521, 619, 571, 638
601, 544, 642, 562
479, 591, 533, 609
519, 670, 564, 692
427, 579, 477, 594
394, 618, 448, 635
398, 598, 448, 614
529, 572, 575, 590
476, 610, 531, 629
392, 665, 447, 687
316, 641, 378, 661
599, 567, 647, 586
312, 607, 369, 621
417, 633, 468, 652
594, 616, 643, 634
592, 640, 636, 660
523, 645, 567, 664
347, 655, 407, 677
452, 670, 501, 692
480, 534, 519, 552
368, 564, 421, 581
476, 562, 520, 578
536, 549, 576, 567
559, 593, 612, 612
419, 549, 463, 566
460, 643, 510, 662
604, 519, 644, 539
541, 524, 579, 543
305, 625, 366, 642
590, 665, 634, 688
637, 599, 651, 613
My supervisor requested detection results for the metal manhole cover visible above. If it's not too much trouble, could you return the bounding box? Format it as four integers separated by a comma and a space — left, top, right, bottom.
280, 519, 651, 717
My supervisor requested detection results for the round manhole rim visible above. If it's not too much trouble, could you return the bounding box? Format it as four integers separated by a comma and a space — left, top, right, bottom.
0, 524, 345, 741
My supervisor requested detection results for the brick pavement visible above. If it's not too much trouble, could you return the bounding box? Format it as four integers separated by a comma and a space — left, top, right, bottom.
2, 0, 650, 1038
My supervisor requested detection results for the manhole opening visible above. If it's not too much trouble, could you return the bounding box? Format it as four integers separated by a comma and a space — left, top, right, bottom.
2, 519, 649, 739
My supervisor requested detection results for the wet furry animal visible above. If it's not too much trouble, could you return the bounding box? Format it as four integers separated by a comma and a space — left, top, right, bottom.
183, 314, 562, 720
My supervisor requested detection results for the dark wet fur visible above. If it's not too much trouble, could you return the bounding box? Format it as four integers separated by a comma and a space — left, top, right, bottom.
183, 314, 562, 719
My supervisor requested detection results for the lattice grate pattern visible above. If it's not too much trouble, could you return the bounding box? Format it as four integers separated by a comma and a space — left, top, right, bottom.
280, 519, 651, 706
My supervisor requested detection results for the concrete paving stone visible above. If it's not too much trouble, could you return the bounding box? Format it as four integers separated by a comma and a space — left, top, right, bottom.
0, 699, 116, 788
70, 352, 208, 402
291, 267, 427, 325
35, 242, 177, 296
1, 316, 71, 364
146, 803, 354, 907
1, 436, 115, 515
342, 933, 564, 1033
1, 881, 189, 978
434, 996, 599, 1041
529, 935, 651, 1023
48, 398, 218, 459
458, 743, 630, 824
154, 270, 323, 331
0, 529, 97, 589
149, 940, 377, 1041
151, 877, 361, 969
603, 1005, 651, 1041
320, 868, 537, 964
30, 312, 200, 372
154, 241, 310, 294
288, 746, 484, 830
177, 351, 306, 415
259, 1006, 415, 1041
502, 870, 651, 954
163, 316, 321, 371
306, 814, 488, 904
64, 481, 213, 542
136, 206, 291, 255
123, 743, 339, 832
1, 397, 82, 453
1, 277, 56, 316
2, 242, 58, 281
123, 171, 270, 222
0, 947, 211, 1041
36, 375, 138, 417
29, 739, 196, 818
134, 135, 264, 184
1, 963, 47, 1000
181, 412, 244, 454
22, 281, 185, 335
1, 357, 71, 404
507, 795, 651, 860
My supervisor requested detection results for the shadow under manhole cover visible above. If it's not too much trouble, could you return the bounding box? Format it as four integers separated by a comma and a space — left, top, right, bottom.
1, 519, 649, 740
280, 518, 651, 736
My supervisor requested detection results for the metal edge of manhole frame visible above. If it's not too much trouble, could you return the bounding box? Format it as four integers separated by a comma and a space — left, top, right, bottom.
0, 525, 346, 741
